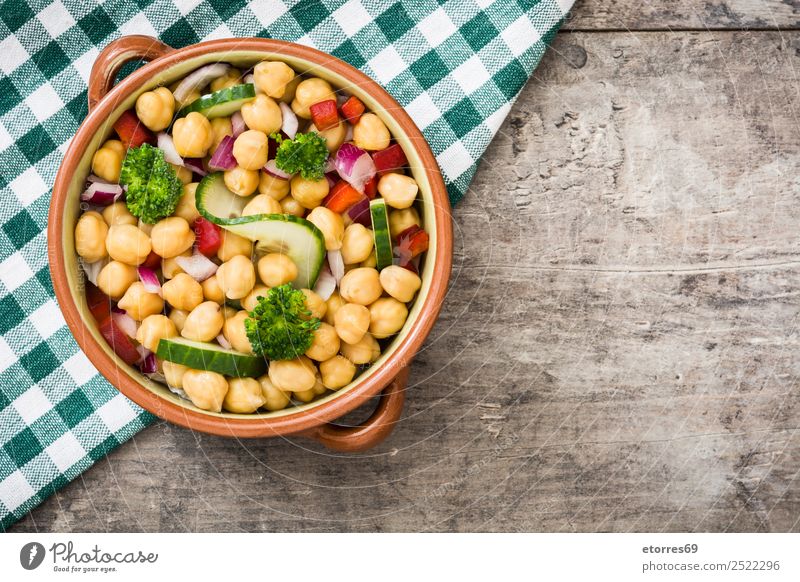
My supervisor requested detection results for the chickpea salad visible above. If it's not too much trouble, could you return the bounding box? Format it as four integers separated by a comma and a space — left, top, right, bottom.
74, 59, 430, 414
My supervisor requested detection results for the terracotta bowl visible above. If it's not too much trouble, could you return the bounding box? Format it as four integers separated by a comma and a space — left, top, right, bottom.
47, 35, 452, 452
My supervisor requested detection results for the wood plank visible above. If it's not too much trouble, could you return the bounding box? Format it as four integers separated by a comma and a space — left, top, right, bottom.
12, 30, 800, 532
566, 0, 800, 30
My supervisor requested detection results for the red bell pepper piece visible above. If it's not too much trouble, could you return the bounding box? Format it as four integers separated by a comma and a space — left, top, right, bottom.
193, 217, 222, 257
340, 95, 366, 124
396, 225, 429, 258
85, 283, 111, 323
309, 99, 339, 131
113, 110, 155, 149
363, 175, 378, 200
324, 181, 364, 213
372, 144, 408, 176
141, 250, 161, 270
97, 315, 140, 366
397, 256, 418, 274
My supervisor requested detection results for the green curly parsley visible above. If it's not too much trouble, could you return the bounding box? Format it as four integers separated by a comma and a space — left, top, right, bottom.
119, 143, 183, 224
271, 131, 328, 181
244, 284, 321, 360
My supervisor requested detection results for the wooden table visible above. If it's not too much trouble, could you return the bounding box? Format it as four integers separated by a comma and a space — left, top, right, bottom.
14, 1, 800, 532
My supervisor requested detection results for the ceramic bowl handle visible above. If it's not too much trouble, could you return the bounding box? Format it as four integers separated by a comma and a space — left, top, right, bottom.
305, 366, 408, 452
88, 35, 174, 112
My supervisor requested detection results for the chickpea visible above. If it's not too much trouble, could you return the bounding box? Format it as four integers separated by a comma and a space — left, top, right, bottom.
340, 223, 373, 264
339, 267, 382, 306
257, 253, 297, 286
201, 275, 225, 304
102, 202, 137, 227
172, 112, 213, 158
268, 356, 316, 393
118, 282, 164, 321
353, 113, 390, 151
182, 369, 228, 412
105, 224, 151, 266
323, 291, 345, 325
291, 77, 335, 119
305, 322, 340, 361
380, 265, 422, 302
389, 207, 421, 238
253, 61, 295, 98
136, 314, 177, 352
280, 75, 302, 103
258, 375, 290, 411
240, 94, 282, 135
150, 217, 195, 258
162, 250, 189, 279
224, 166, 260, 196
290, 175, 329, 209
162, 360, 188, 389
169, 309, 189, 333
306, 206, 344, 250
259, 172, 290, 199
218, 230, 253, 261
135, 87, 174, 132
378, 173, 418, 209
280, 196, 305, 217
334, 302, 370, 345
75, 211, 108, 263
91, 139, 124, 182
311, 374, 327, 396
216, 255, 256, 299
171, 163, 193, 185
340, 332, 380, 365
223, 377, 266, 413
293, 388, 315, 403
210, 67, 241, 92
209, 117, 233, 153
360, 251, 377, 269
369, 297, 408, 339
242, 194, 281, 216
174, 183, 201, 224
242, 285, 269, 312
300, 289, 327, 319
138, 220, 153, 236
222, 305, 237, 321
319, 355, 356, 390
181, 301, 224, 342
222, 310, 252, 354
162, 273, 204, 311
97, 260, 138, 300
308, 121, 346, 152
232, 130, 269, 171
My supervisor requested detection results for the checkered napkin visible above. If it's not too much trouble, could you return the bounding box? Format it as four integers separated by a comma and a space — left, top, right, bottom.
0, 0, 573, 529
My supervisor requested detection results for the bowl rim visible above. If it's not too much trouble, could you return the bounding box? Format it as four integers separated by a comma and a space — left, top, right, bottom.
47, 37, 453, 438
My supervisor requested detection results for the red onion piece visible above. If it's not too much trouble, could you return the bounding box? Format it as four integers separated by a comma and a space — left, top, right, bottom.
243, 73, 255, 86
264, 159, 292, 180
335, 143, 376, 193
157, 132, 183, 166
216, 334, 232, 350
231, 112, 246, 138
336, 93, 348, 107
137, 266, 162, 296
184, 157, 207, 176
347, 197, 371, 227
279, 102, 298, 139
140, 351, 158, 374
208, 135, 237, 171
328, 249, 345, 283
80, 182, 124, 206
173, 63, 229, 103
313, 265, 336, 300
80, 258, 105, 286
175, 252, 218, 282
324, 156, 336, 173
111, 310, 138, 340
324, 171, 338, 188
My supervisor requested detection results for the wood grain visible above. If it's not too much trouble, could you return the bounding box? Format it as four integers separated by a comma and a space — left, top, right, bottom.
566, 0, 800, 30
13, 30, 800, 532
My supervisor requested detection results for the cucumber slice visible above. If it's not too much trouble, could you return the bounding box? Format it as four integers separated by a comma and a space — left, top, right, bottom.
369, 199, 393, 269
157, 337, 266, 377
177, 84, 256, 119
196, 172, 326, 289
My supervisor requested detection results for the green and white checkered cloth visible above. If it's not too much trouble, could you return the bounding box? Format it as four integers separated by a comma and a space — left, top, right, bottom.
0, 0, 572, 529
